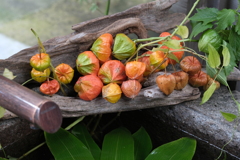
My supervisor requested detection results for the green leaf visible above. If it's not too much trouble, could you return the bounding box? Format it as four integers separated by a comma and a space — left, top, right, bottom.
71, 123, 101, 160
45, 128, 95, 160
222, 45, 230, 66
190, 21, 213, 39
132, 127, 152, 160
215, 9, 236, 32
101, 127, 134, 160
176, 25, 189, 38
3, 68, 16, 80
235, 15, 240, 35
229, 28, 240, 61
206, 63, 228, 86
0, 106, 5, 119
207, 44, 221, 68
223, 43, 237, 76
145, 137, 196, 160
0, 158, 8, 160
164, 39, 180, 49
220, 111, 237, 122
201, 82, 217, 104
189, 8, 219, 25
167, 53, 179, 63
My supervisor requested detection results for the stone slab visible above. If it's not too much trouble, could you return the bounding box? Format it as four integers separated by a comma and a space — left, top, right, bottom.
119, 86, 240, 160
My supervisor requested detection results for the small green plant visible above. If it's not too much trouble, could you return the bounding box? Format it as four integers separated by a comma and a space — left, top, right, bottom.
44, 124, 196, 160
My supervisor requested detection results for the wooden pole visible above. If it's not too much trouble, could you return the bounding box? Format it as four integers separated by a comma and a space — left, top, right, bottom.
0, 75, 62, 133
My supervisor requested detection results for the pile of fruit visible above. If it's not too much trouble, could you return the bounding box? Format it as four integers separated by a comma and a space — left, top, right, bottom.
29, 30, 220, 104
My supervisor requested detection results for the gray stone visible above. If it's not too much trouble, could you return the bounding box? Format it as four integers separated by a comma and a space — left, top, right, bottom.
119, 86, 240, 160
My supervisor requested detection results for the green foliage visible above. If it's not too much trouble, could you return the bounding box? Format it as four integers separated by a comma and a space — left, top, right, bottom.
220, 111, 237, 122
71, 124, 101, 160
145, 137, 196, 160
176, 25, 189, 38
44, 125, 196, 160
132, 127, 152, 160
190, 6, 240, 79
207, 44, 220, 68
45, 128, 95, 160
201, 82, 217, 105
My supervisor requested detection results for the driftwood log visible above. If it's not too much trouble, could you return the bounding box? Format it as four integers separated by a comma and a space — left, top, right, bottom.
2, 0, 238, 118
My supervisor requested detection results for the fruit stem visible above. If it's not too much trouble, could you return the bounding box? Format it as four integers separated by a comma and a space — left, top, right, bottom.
65, 116, 85, 131
171, 0, 200, 37
150, 58, 168, 75
31, 29, 46, 54
17, 142, 46, 160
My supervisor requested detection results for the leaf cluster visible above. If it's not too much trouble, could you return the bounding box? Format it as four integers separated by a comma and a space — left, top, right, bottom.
45, 124, 196, 160
190, 6, 240, 82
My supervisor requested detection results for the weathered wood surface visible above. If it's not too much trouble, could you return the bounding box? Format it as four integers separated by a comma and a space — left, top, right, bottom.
0, 0, 208, 119
48, 84, 201, 117
0, 0, 186, 84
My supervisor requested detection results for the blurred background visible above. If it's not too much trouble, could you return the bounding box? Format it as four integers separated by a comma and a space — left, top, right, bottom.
0, 0, 237, 59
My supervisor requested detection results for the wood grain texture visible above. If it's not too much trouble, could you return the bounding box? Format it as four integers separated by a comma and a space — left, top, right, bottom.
0, 0, 185, 84
48, 84, 200, 117
0, 0, 205, 119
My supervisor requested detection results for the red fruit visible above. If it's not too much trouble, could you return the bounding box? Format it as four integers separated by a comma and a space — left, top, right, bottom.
125, 61, 146, 80
40, 79, 60, 96
55, 63, 74, 84
180, 56, 201, 75
74, 74, 103, 101
158, 32, 171, 44
102, 83, 122, 103
121, 80, 142, 99
76, 51, 100, 75
30, 53, 51, 71
161, 45, 184, 65
156, 74, 176, 95
189, 71, 208, 87
150, 51, 169, 70
91, 33, 113, 63
172, 71, 189, 90
138, 51, 157, 76
98, 60, 126, 84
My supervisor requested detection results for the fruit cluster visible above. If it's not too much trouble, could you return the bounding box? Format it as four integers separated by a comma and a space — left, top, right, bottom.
29, 31, 220, 103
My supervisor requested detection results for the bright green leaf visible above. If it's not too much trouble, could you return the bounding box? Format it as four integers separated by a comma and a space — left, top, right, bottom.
190, 21, 213, 39
72, 123, 101, 160
164, 39, 180, 49
176, 25, 189, 38
215, 9, 236, 32
0, 106, 5, 119
167, 53, 179, 63
0, 158, 8, 160
201, 82, 217, 104
132, 127, 152, 160
189, 8, 219, 25
3, 68, 16, 80
207, 44, 221, 68
101, 127, 134, 160
222, 45, 230, 66
45, 128, 95, 160
220, 111, 237, 122
145, 137, 196, 160
223, 43, 237, 76
235, 15, 240, 35
229, 28, 240, 61
206, 63, 228, 86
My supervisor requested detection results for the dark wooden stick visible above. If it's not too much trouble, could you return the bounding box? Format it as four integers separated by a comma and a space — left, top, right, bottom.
0, 75, 62, 133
